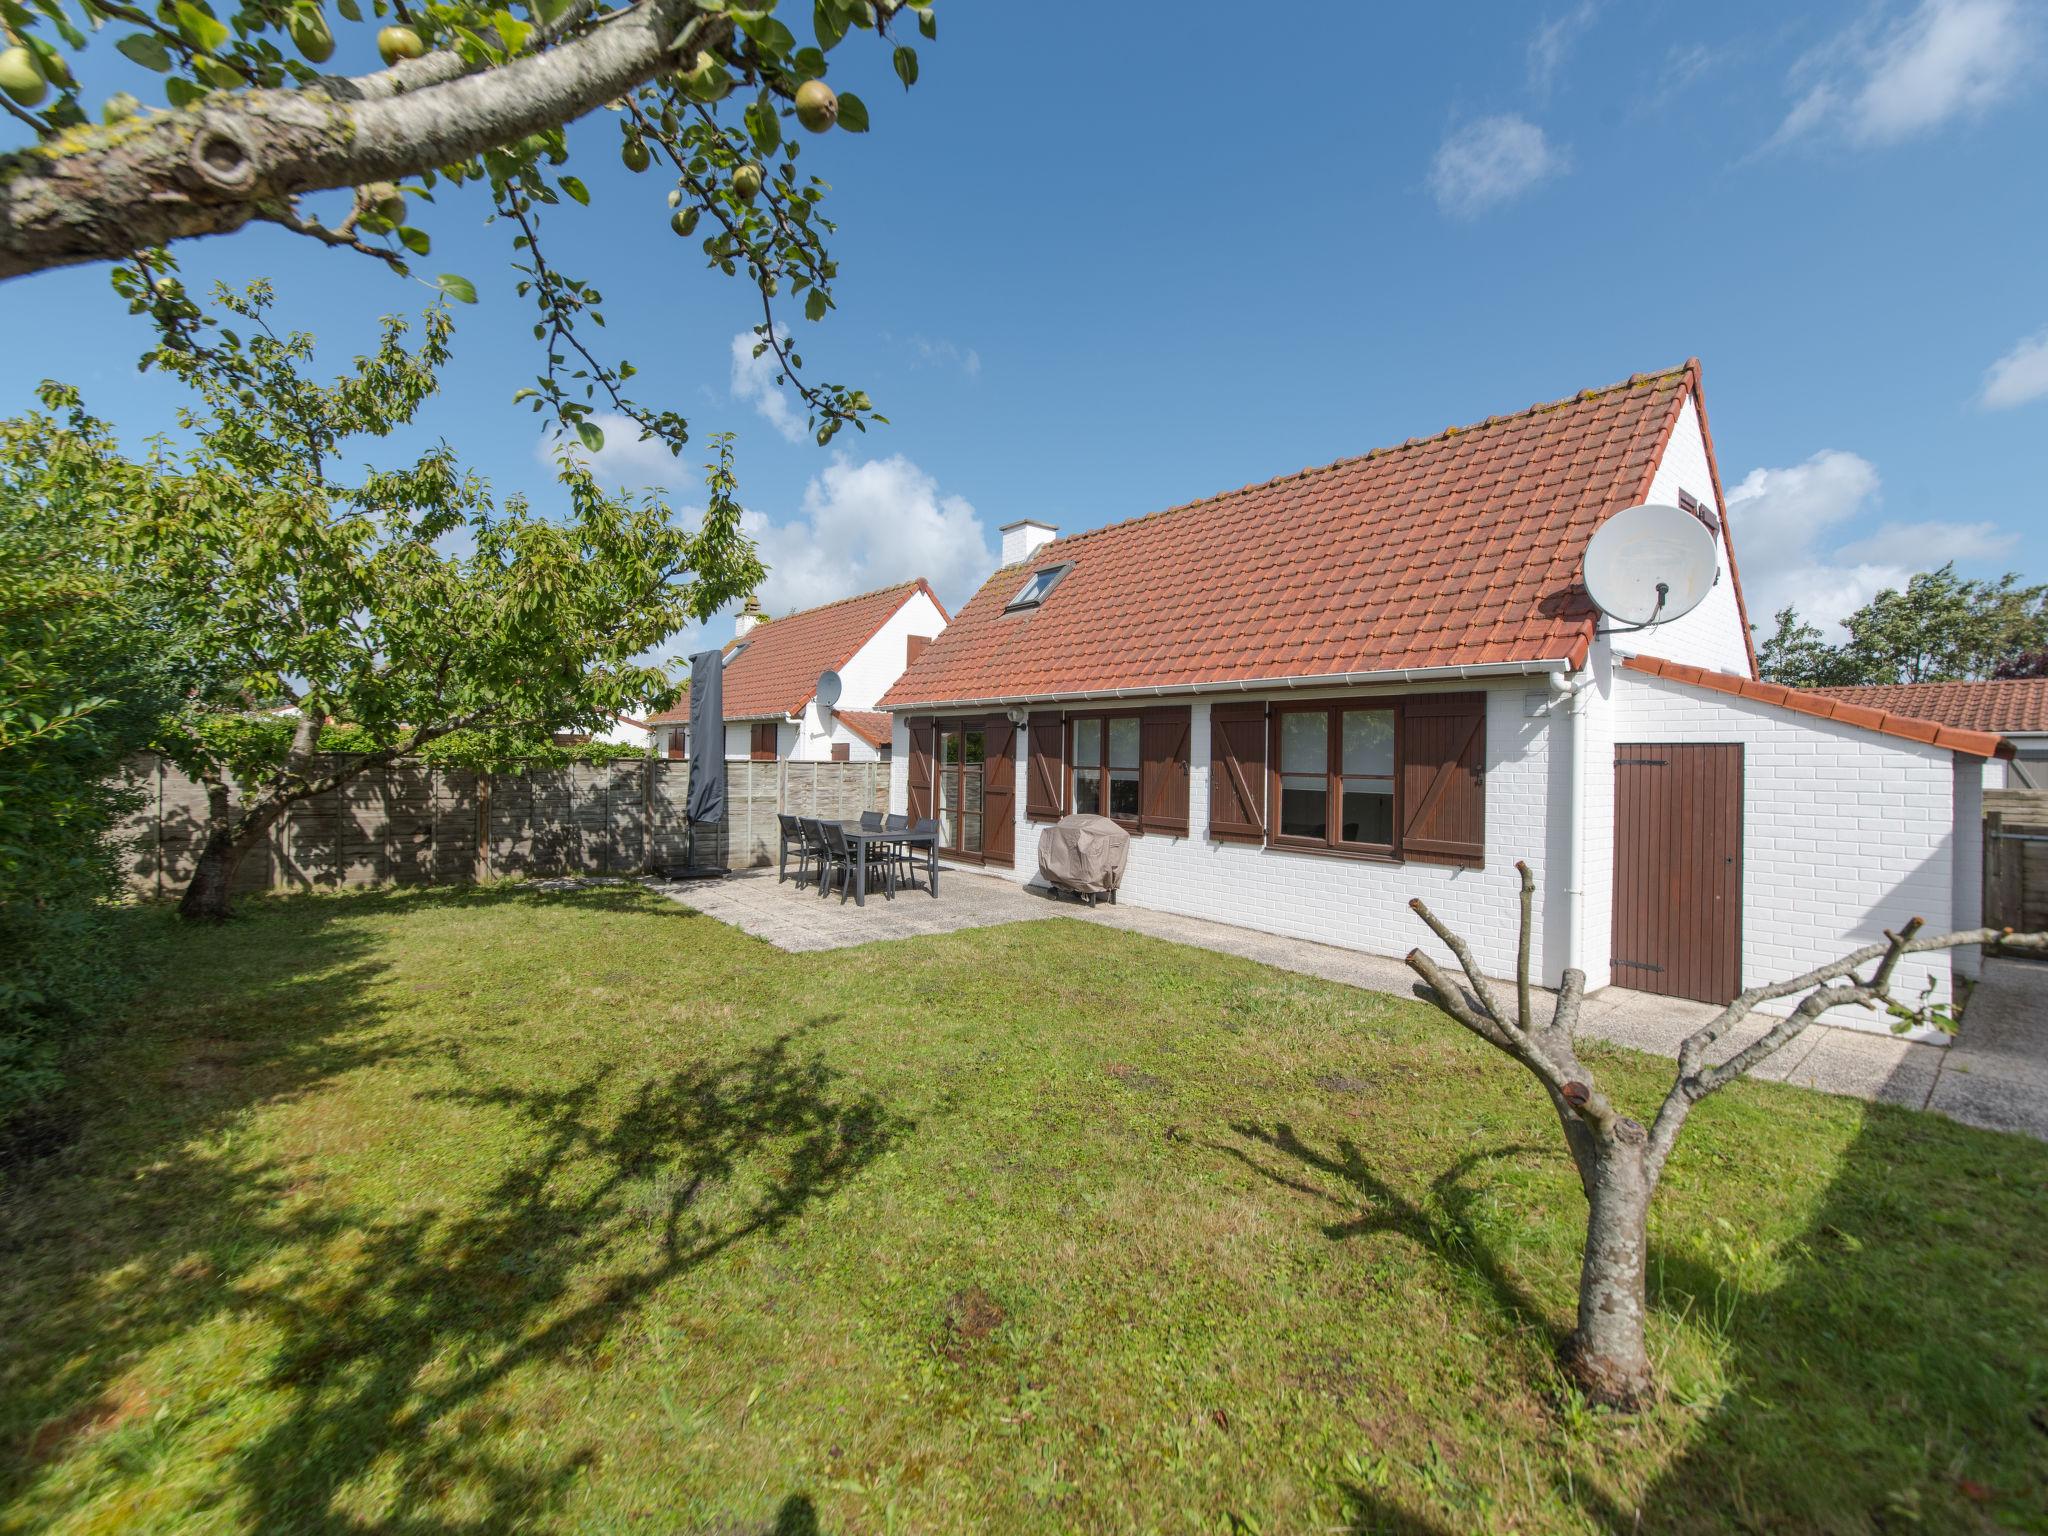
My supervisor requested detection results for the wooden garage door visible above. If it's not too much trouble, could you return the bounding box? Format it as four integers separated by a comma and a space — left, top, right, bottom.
1611, 743, 1743, 1004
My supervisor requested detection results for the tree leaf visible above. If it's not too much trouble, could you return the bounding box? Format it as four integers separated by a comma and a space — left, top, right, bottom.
576, 420, 605, 453
559, 175, 590, 205
834, 89, 868, 131
163, 75, 205, 106
398, 226, 431, 256
891, 44, 916, 89
115, 30, 173, 69
803, 288, 827, 322
437, 273, 478, 303
812, 0, 846, 49
173, 1, 229, 52
745, 93, 781, 155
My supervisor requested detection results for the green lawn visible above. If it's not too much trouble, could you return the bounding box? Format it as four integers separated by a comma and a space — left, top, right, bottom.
2, 885, 2044, 1534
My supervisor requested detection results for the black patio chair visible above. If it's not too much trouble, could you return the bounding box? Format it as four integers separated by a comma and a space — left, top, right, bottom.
816, 819, 859, 903
776, 813, 810, 886
884, 813, 909, 832
859, 810, 884, 831
906, 816, 940, 896
797, 817, 832, 894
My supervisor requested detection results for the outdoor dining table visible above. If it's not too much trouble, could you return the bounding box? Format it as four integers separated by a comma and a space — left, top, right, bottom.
833, 821, 939, 907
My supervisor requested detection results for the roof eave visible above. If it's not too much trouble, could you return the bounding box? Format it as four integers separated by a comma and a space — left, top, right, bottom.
881, 656, 1577, 713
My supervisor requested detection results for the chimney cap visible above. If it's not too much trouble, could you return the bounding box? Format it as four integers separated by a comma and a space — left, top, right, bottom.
998, 518, 1057, 533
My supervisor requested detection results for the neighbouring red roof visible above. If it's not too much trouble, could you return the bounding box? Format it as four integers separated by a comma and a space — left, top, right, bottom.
648, 579, 943, 724
1626, 656, 2011, 758
880, 362, 1720, 709
1803, 679, 2048, 737
835, 709, 892, 749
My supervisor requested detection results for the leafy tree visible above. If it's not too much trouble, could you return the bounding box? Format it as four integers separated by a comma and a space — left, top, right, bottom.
16, 280, 762, 919
1840, 566, 2048, 684
1753, 606, 1852, 688
1, 0, 929, 460
1755, 566, 2048, 686
0, 414, 199, 1134
1991, 647, 2048, 681
1406, 866, 2042, 1407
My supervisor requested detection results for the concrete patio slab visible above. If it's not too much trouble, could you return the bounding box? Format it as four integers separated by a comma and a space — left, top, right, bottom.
646, 867, 2048, 1140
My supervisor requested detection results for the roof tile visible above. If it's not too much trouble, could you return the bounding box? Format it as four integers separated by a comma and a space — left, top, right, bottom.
1628, 656, 2007, 759
1804, 679, 2048, 736
649, 580, 940, 724
881, 364, 1700, 708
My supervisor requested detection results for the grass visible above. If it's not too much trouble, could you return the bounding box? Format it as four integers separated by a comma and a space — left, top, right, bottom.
1, 883, 2044, 1534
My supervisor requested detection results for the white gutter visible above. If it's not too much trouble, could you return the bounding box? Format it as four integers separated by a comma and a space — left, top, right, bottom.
881, 656, 1575, 714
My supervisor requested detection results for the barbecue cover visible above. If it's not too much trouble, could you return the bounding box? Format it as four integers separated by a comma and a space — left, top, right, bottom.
1036, 814, 1130, 896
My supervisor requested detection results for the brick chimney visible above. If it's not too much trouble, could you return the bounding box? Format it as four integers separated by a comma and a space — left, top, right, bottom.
1000, 519, 1057, 567
734, 593, 765, 639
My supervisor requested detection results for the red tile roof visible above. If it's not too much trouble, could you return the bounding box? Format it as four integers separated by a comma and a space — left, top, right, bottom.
881, 363, 1718, 709
648, 579, 943, 724
1625, 656, 2011, 758
1802, 679, 2048, 736
834, 709, 892, 749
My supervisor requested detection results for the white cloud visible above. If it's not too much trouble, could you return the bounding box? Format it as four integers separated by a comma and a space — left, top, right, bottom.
737, 454, 994, 618
1835, 519, 2018, 566
1529, 1, 1598, 98
1981, 327, 2048, 408
536, 411, 691, 488
909, 336, 982, 379
1429, 116, 1567, 218
1727, 449, 2018, 636
729, 327, 807, 443
1773, 0, 2035, 148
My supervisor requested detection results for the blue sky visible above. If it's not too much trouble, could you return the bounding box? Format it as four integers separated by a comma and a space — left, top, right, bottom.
5, 0, 2046, 658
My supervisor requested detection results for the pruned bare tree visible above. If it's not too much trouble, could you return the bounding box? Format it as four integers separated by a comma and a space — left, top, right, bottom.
1404, 860, 2043, 1408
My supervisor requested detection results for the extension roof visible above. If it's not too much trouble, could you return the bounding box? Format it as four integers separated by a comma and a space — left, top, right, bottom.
1802, 679, 2048, 737
881, 362, 1737, 709
1628, 656, 2011, 759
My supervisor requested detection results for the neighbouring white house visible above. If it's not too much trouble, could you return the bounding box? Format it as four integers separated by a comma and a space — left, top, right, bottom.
646, 582, 948, 765
878, 362, 2015, 1040
1803, 679, 2048, 791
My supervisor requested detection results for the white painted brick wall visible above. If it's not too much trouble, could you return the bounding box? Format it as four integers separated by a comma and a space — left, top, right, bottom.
1597, 665, 1963, 1038
940, 685, 1572, 987
1613, 396, 1754, 677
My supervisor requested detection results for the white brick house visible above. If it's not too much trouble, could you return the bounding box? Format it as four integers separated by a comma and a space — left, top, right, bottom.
646, 580, 947, 765
878, 363, 2010, 1040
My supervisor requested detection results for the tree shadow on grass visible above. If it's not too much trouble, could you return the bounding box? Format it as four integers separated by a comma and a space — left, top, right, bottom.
1, 885, 902, 1534
226, 1020, 907, 1532
1220, 1120, 1561, 1349
1224, 1104, 2048, 1534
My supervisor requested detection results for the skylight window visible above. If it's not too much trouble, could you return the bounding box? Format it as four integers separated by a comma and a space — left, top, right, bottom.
1005, 562, 1072, 612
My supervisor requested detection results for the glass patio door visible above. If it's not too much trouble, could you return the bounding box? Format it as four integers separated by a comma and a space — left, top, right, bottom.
937, 725, 985, 857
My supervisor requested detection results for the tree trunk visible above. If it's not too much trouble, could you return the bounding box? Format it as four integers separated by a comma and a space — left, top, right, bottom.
1563, 1128, 1655, 1408
177, 827, 245, 922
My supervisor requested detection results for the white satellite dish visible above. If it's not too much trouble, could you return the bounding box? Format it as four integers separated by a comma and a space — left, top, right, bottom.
1582, 503, 1717, 630
814, 669, 843, 711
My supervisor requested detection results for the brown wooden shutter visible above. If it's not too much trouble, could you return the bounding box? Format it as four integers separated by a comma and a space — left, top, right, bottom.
1399, 693, 1485, 867
750, 722, 778, 761
830, 741, 850, 762
983, 718, 1017, 865
1208, 703, 1267, 842
908, 719, 935, 822
1026, 711, 1065, 822
1139, 707, 1191, 835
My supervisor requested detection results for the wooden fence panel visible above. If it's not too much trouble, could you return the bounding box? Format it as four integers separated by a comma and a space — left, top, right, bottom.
113, 752, 892, 894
